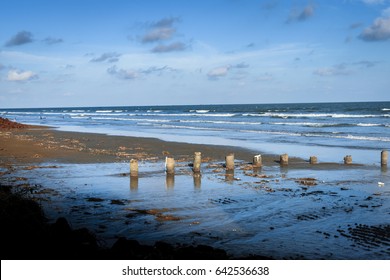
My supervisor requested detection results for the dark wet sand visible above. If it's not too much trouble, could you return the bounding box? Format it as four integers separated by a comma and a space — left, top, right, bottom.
0, 125, 352, 169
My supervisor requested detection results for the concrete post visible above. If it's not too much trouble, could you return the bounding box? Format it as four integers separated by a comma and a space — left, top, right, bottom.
193, 152, 202, 173
130, 159, 138, 177
280, 153, 288, 165
225, 153, 235, 170
381, 150, 388, 166
344, 155, 352, 165
253, 154, 262, 167
165, 156, 175, 174
309, 156, 318, 164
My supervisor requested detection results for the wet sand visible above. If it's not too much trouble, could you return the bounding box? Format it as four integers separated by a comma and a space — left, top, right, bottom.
0, 124, 353, 167
0, 126, 263, 165
1, 123, 389, 259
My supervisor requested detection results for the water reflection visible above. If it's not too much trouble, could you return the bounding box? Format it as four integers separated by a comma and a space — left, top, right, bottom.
252, 167, 261, 175
130, 176, 138, 191
225, 170, 234, 183
166, 173, 175, 189
14, 161, 390, 259
193, 173, 201, 189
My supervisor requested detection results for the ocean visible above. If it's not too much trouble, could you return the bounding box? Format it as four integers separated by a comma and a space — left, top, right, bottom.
1, 101, 389, 164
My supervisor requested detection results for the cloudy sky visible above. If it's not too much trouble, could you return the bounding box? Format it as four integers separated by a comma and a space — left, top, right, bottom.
0, 0, 389, 108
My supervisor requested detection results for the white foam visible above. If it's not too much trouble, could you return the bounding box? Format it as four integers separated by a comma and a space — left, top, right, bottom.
271, 122, 334, 127
356, 123, 381, 127
261, 112, 380, 118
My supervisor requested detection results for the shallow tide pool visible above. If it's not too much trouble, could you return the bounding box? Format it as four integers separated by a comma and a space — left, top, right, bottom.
7, 160, 390, 259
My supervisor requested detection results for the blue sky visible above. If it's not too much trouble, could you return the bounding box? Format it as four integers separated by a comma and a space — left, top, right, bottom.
0, 0, 389, 108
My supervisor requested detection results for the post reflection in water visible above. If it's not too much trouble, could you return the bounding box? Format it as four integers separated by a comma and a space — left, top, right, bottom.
225, 169, 234, 183
193, 173, 201, 189
166, 173, 175, 189
130, 176, 138, 192
252, 166, 261, 175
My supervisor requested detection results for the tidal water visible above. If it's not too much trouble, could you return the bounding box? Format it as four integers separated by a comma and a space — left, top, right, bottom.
6, 160, 389, 259
2, 101, 390, 164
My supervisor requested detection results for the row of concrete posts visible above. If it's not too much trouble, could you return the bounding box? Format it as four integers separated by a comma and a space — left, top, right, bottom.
129, 150, 388, 176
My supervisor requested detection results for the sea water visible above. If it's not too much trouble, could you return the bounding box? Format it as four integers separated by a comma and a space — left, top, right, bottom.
1, 102, 389, 164
7, 161, 390, 259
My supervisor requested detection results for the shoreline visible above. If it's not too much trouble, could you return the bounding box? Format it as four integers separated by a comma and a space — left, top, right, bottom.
1, 123, 367, 169
0, 124, 302, 166
2, 121, 389, 260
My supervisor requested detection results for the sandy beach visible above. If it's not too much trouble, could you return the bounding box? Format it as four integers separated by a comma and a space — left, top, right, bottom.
0, 125, 264, 165
1, 119, 389, 260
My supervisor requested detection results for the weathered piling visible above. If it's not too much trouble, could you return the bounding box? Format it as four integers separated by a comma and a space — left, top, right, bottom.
193, 152, 202, 173
381, 150, 388, 166
280, 153, 288, 165
130, 159, 138, 177
344, 155, 352, 165
165, 156, 175, 174
225, 153, 235, 170
253, 154, 262, 167
309, 156, 318, 164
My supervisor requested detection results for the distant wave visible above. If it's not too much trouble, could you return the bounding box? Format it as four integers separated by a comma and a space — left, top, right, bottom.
260, 112, 384, 119
271, 122, 384, 128
331, 134, 390, 142
271, 122, 340, 127
158, 124, 226, 131
179, 119, 262, 125
240, 129, 390, 142
356, 123, 381, 127
189, 109, 211, 113
139, 112, 236, 117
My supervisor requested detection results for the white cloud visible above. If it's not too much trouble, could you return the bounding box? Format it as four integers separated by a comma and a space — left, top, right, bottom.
286, 4, 315, 23
43, 37, 64, 45
7, 69, 38, 81
313, 64, 350, 76
359, 16, 390, 41
107, 65, 139, 80
142, 27, 176, 43
151, 42, 187, 53
5, 31, 34, 47
141, 17, 180, 44
90, 52, 121, 63
207, 66, 231, 79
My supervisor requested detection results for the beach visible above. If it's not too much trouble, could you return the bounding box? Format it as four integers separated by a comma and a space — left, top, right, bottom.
1, 119, 389, 259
